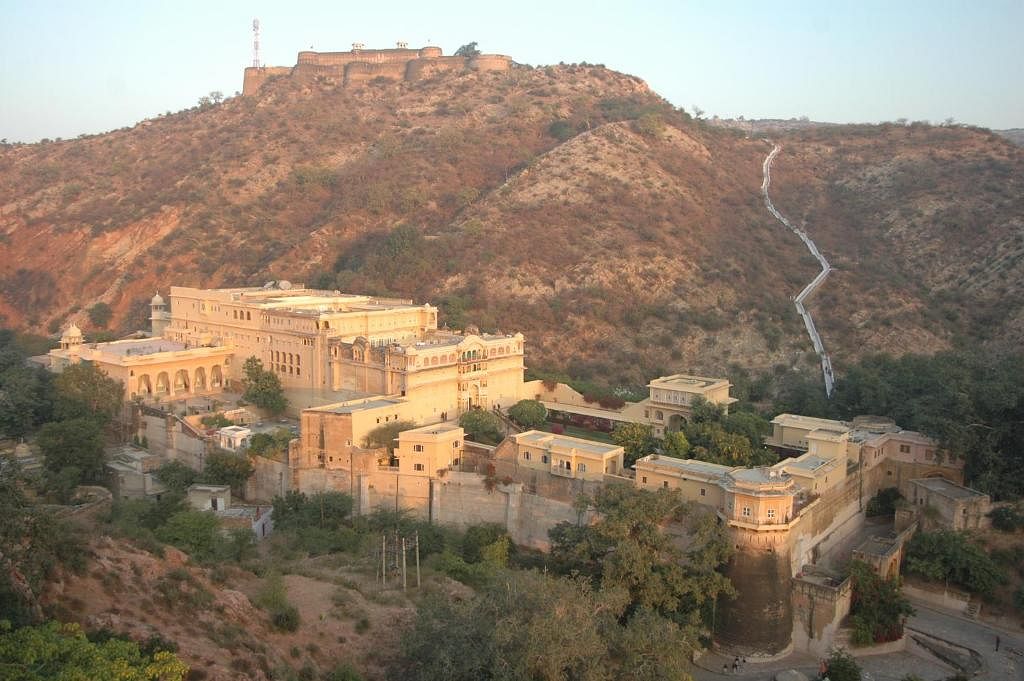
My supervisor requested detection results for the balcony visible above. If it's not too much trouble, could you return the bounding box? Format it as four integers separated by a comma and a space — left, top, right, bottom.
550, 465, 574, 478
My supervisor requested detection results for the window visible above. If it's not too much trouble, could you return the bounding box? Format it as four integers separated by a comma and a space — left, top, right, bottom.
700, 488, 706, 497
742, 506, 751, 517
642, 476, 648, 484
577, 463, 587, 473
413, 445, 424, 452
925, 449, 934, 460
767, 508, 776, 519
899, 444, 911, 454
523, 451, 531, 461
413, 463, 425, 472
662, 481, 669, 488
453, 441, 460, 448
541, 454, 549, 464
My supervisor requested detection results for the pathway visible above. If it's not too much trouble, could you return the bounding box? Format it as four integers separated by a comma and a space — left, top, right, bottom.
761, 143, 835, 397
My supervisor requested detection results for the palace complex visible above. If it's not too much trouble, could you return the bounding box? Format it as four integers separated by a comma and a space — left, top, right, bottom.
45, 282, 987, 659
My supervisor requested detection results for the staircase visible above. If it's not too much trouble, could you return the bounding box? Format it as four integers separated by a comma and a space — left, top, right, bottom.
964, 600, 981, 620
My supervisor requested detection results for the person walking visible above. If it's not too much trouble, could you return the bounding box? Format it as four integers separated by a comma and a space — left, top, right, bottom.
996, 634, 1001, 651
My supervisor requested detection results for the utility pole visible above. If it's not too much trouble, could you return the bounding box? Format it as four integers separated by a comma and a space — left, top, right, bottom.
381, 534, 386, 586
415, 531, 421, 588
402, 536, 408, 591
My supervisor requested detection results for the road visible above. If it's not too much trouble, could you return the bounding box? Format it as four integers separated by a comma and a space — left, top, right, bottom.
760, 143, 835, 397
907, 598, 1024, 681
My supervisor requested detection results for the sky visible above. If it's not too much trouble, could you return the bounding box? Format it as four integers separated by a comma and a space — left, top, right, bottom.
1, 0, 1022, 142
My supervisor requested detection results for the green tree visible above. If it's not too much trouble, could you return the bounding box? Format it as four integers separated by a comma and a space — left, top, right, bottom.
362, 420, 417, 452
53, 362, 123, 424
200, 450, 254, 497
0, 621, 188, 680
271, 490, 354, 532
825, 648, 862, 681
549, 486, 734, 620
507, 399, 548, 429
86, 302, 113, 328
37, 417, 106, 482
154, 461, 199, 494
0, 365, 53, 437
454, 41, 481, 57
848, 560, 914, 644
904, 530, 1006, 596
155, 510, 221, 562
241, 356, 287, 414
611, 422, 657, 466
661, 431, 691, 459
459, 409, 505, 445
248, 427, 294, 459
0, 464, 85, 626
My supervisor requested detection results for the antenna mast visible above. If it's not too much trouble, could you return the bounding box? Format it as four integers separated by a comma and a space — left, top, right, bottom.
252, 18, 261, 68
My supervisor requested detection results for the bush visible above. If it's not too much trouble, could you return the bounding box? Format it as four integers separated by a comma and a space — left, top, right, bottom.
866, 487, 903, 517
86, 302, 113, 328
989, 505, 1024, 532
507, 399, 547, 429
905, 530, 1006, 596
257, 573, 300, 632
826, 649, 862, 681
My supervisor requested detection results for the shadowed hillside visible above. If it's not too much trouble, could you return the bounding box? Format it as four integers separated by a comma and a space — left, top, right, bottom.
1, 63, 1021, 388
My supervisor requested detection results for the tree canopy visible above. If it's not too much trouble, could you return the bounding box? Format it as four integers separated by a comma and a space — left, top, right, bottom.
459, 409, 505, 445
53, 361, 123, 425
454, 42, 481, 57
37, 417, 106, 483
507, 399, 548, 429
362, 420, 416, 452
0, 621, 188, 681
201, 450, 254, 496
241, 356, 288, 414
904, 529, 1006, 596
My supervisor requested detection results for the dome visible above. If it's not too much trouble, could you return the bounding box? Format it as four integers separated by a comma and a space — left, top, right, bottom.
61, 323, 82, 339
151, 292, 165, 305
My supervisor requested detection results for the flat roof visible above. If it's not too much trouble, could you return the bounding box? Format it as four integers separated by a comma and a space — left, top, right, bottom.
786, 455, 831, 471
93, 339, 187, 357
855, 536, 901, 558
636, 455, 733, 478
188, 484, 230, 492
516, 430, 622, 456
912, 478, 986, 500
807, 428, 848, 442
772, 413, 849, 432
310, 397, 405, 415
401, 422, 463, 437
648, 374, 728, 391
731, 467, 790, 484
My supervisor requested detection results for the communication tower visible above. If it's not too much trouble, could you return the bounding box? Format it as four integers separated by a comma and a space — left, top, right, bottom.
252, 18, 261, 68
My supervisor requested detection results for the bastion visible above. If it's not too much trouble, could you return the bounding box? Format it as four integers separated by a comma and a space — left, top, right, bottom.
242, 44, 513, 95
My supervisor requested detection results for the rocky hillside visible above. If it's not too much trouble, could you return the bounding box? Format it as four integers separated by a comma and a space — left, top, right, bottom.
1, 63, 1021, 387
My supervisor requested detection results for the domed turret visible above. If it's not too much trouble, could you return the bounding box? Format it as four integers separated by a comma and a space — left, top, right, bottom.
60, 323, 84, 349
150, 292, 169, 337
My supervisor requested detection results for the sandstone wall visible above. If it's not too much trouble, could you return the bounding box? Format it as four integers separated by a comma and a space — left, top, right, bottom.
244, 48, 512, 96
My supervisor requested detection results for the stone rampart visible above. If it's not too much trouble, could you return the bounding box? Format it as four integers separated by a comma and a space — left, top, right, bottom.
243, 46, 513, 95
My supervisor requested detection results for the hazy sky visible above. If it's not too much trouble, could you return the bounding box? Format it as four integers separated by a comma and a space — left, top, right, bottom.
1, 0, 1022, 142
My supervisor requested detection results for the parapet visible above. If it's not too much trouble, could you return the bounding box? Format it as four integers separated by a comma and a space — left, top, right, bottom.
242, 45, 513, 95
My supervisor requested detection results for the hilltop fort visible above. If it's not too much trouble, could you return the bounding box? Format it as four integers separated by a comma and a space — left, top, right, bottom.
242, 43, 514, 95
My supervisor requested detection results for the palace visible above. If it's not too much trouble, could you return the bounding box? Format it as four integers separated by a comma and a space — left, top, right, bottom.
49, 282, 525, 419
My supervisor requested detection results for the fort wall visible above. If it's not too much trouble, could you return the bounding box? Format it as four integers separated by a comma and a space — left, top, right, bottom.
243, 46, 513, 95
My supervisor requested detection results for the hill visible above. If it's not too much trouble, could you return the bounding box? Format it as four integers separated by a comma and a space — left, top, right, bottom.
1, 62, 1021, 389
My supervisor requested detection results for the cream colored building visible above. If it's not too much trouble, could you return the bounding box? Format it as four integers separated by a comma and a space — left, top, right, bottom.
297, 397, 415, 471
162, 284, 525, 415
49, 283, 527, 420
510, 430, 625, 482
48, 328, 234, 402
525, 373, 737, 437
635, 455, 799, 527
393, 423, 465, 477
